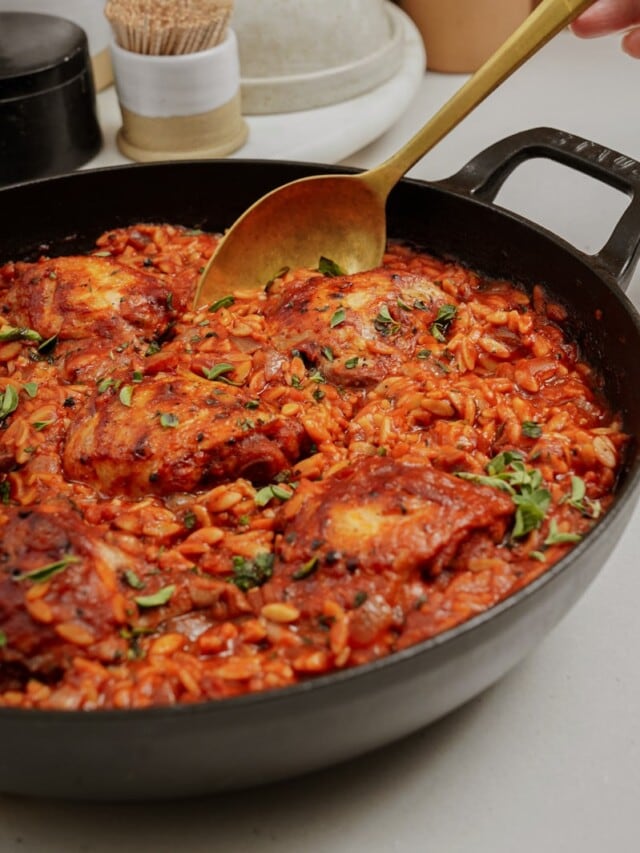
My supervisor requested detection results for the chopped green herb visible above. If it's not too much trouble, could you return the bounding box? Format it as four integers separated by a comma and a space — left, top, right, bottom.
32, 420, 53, 431
562, 475, 602, 519
397, 298, 412, 311
353, 590, 368, 608
37, 334, 58, 353
185, 228, 204, 236
119, 385, 133, 407
0, 481, 10, 504
0, 630, 6, 647
292, 555, 319, 580
430, 304, 457, 342
522, 421, 542, 439
14, 554, 80, 583
0, 326, 42, 343
544, 519, 582, 546
321, 346, 334, 362
417, 349, 432, 360
265, 267, 290, 291
309, 370, 324, 383
132, 370, 144, 383
529, 550, 547, 562
202, 362, 237, 383
290, 375, 302, 389
230, 553, 274, 591
457, 451, 551, 539
330, 307, 346, 328
183, 510, 197, 530
0, 385, 19, 420
344, 356, 359, 369
97, 378, 116, 394
374, 304, 401, 336
134, 585, 175, 608
208, 295, 235, 312
159, 412, 179, 429
255, 484, 293, 507
313, 387, 325, 402
237, 514, 250, 527
123, 569, 145, 590
23, 382, 38, 398
145, 341, 161, 356
318, 257, 345, 277
245, 399, 260, 410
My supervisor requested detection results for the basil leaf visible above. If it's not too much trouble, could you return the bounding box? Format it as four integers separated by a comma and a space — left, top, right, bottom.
292, 555, 319, 580
134, 585, 175, 608
119, 385, 133, 407
159, 412, 179, 429
255, 484, 293, 507
321, 346, 334, 362
318, 257, 345, 277
512, 489, 551, 538
230, 553, 274, 590
37, 334, 58, 354
330, 308, 346, 328
430, 304, 457, 342
344, 356, 359, 369
522, 421, 542, 438
123, 569, 145, 590
562, 475, 602, 519
0, 326, 42, 343
374, 304, 401, 336
544, 519, 582, 546
0, 630, 7, 647
23, 382, 38, 398
209, 295, 235, 312
202, 362, 237, 383
0, 385, 19, 420
14, 554, 80, 583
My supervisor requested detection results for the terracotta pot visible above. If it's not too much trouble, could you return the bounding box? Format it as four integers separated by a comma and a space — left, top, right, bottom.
399, 0, 537, 73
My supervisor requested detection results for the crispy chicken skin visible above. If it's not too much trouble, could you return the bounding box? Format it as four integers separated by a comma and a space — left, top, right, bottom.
0, 504, 129, 683
276, 456, 514, 578
63, 375, 308, 496
0, 255, 174, 343
262, 268, 452, 386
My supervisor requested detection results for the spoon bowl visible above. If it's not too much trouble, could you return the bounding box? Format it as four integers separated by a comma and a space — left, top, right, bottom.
199, 173, 386, 296
194, 0, 595, 307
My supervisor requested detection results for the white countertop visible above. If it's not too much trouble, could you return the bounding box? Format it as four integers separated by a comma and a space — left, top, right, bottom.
1, 28, 639, 853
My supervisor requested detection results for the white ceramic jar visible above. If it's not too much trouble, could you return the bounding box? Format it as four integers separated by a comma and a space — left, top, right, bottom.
232, 0, 404, 113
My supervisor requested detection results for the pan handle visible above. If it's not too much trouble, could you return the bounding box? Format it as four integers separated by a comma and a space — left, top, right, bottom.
436, 127, 640, 291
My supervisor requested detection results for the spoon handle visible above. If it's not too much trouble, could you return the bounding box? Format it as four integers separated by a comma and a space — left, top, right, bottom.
364, 0, 595, 198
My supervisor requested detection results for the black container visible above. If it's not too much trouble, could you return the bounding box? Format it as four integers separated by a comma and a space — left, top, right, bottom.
0, 12, 102, 187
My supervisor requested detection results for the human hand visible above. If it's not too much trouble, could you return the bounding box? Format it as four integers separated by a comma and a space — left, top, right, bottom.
571, 0, 640, 57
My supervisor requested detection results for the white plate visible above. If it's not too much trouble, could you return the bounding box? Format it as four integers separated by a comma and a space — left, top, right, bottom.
89, 5, 425, 169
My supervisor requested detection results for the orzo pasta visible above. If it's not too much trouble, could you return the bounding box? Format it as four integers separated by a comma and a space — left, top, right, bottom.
0, 224, 627, 709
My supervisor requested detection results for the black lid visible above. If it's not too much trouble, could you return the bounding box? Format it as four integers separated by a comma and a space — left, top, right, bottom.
0, 12, 90, 101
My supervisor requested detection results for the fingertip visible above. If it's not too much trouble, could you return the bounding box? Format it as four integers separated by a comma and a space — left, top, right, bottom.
622, 26, 640, 57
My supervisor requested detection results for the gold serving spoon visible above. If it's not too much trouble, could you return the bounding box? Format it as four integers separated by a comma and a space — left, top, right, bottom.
194, 0, 594, 308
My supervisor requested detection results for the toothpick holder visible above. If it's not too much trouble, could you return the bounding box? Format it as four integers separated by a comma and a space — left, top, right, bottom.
110, 29, 248, 162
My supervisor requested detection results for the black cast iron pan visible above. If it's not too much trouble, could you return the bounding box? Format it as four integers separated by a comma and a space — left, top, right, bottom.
0, 128, 639, 801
